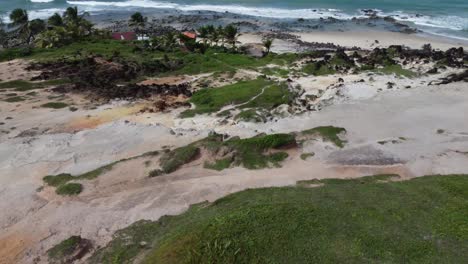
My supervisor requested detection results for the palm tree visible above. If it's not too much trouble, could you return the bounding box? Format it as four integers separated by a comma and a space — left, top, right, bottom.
197, 26, 209, 45
27, 19, 46, 44
217, 26, 225, 47
0, 18, 6, 48
36, 26, 72, 48
48, 13, 64, 27
9, 9, 29, 42
262, 38, 273, 55
206, 25, 218, 46
63, 7, 92, 39
63, 7, 79, 24
129, 12, 147, 33
9, 9, 28, 28
223, 24, 239, 49
163, 31, 178, 51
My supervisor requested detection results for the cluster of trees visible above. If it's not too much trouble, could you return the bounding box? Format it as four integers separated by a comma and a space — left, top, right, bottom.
4, 7, 100, 48
127, 11, 242, 54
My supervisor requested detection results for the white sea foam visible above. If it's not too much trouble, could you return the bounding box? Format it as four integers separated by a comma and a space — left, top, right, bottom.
66, 0, 467, 33
66, 0, 356, 20
30, 0, 55, 3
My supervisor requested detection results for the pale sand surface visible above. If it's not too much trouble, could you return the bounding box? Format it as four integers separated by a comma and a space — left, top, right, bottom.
1, 33, 468, 263
1, 79, 468, 263
239, 30, 468, 51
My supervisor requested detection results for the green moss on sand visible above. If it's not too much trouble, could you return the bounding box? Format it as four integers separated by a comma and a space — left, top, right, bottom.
181, 78, 292, 118
302, 126, 347, 148
41, 102, 69, 109
56, 183, 83, 195
48, 236, 83, 260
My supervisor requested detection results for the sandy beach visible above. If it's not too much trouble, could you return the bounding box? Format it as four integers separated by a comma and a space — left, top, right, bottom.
238, 30, 468, 52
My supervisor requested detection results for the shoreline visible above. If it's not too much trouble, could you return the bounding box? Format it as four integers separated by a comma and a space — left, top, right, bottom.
91, 9, 468, 51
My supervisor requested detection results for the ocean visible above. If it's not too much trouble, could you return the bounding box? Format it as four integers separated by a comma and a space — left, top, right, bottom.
1, 0, 468, 40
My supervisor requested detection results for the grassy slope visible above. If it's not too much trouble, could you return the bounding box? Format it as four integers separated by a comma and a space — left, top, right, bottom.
90, 175, 468, 264
181, 78, 292, 117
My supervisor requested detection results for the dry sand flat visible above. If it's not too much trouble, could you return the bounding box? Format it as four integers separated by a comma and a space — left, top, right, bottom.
239, 31, 468, 52
1, 77, 468, 263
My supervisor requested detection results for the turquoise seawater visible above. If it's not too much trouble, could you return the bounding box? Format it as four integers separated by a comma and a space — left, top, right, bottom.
1, 0, 467, 40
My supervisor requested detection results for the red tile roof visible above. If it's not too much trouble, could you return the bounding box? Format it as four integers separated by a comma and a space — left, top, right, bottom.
182, 32, 197, 39
112, 32, 137, 41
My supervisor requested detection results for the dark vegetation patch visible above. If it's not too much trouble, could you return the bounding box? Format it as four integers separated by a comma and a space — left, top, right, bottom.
48, 236, 92, 264
41, 102, 69, 109
0, 79, 70, 91
4, 96, 26, 102
159, 145, 200, 174
300, 152, 315, 160
56, 183, 83, 195
235, 109, 269, 123
90, 175, 468, 264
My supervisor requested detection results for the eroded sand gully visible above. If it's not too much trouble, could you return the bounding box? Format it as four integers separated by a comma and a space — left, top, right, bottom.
1, 57, 468, 263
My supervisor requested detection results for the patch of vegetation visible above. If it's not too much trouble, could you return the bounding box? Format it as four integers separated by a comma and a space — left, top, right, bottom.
43, 173, 75, 187
43, 162, 117, 195
302, 126, 347, 148
4, 96, 26, 102
91, 174, 468, 264
181, 78, 292, 118
41, 102, 69, 109
56, 183, 83, 195
203, 133, 294, 170
374, 64, 417, 78
149, 169, 164, 178
235, 109, 268, 123
48, 236, 83, 261
302, 61, 336, 76
297, 174, 399, 186
160, 145, 200, 174
261, 67, 290, 78
300, 152, 315, 160
204, 158, 233, 171
0, 79, 70, 91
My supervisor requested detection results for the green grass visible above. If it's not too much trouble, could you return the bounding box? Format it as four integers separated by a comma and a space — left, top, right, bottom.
374, 65, 417, 78
300, 152, 315, 160
56, 183, 83, 195
41, 102, 69, 109
0, 40, 298, 75
0, 79, 70, 91
204, 158, 233, 171
43, 173, 75, 187
4, 96, 26, 102
201, 133, 295, 170
48, 236, 83, 261
261, 67, 290, 78
302, 126, 347, 148
181, 79, 292, 118
43, 162, 117, 194
302, 62, 336, 76
0, 80, 35, 90
90, 174, 468, 264
159, 145, 200, 174
235, 109, 268, 123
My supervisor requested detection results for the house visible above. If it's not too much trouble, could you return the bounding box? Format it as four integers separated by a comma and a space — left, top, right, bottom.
111, 32, 137, 41
182, 32, 197, 40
